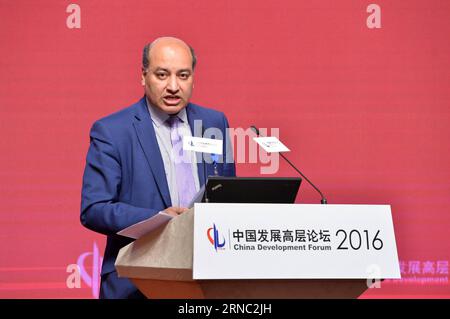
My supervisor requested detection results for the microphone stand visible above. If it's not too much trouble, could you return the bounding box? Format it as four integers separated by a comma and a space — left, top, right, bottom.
251, 125, 327, 204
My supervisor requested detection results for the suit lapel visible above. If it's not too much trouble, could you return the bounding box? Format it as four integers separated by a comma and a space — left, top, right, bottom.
133, 98, 172, 207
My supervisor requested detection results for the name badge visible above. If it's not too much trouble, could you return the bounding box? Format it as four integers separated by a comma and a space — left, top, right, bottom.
183, 136, 223, 154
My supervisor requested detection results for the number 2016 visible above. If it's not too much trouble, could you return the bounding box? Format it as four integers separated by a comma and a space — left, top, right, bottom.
336, 230, 383, 250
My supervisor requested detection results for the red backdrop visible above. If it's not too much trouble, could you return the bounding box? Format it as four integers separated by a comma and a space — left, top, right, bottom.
0, 0, 449, 298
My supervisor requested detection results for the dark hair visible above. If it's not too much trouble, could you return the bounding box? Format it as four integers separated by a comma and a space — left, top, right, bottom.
142, 41, 197, 72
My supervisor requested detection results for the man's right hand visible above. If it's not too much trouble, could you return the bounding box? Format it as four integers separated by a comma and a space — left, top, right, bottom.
163, 206, 189, 217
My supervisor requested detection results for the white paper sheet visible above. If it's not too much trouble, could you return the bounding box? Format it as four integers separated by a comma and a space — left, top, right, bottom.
117, 212, 173, 239
253, 136, 290, 153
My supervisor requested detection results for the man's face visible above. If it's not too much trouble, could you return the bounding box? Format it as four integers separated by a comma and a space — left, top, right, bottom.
142, 41, 194, 115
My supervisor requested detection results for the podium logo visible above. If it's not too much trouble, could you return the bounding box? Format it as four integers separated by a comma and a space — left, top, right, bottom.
207, 224, 226, 251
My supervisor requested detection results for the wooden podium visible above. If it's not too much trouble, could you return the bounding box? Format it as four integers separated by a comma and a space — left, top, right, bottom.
115, 205, 383, 299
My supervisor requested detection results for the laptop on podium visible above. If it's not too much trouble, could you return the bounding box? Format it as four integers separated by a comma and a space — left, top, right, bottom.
199, 176, 301, 204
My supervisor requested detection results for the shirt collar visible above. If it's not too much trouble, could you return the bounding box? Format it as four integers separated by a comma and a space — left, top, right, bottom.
146, 97, 188, 127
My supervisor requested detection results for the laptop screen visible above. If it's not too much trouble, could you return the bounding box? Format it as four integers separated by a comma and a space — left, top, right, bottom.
203, 176, 301, 204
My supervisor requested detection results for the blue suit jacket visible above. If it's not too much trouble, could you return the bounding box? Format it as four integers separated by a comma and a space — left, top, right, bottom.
80, 97, 236, 298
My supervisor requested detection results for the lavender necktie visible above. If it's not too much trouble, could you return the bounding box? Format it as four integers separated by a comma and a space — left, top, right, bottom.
167, 115, 197, 207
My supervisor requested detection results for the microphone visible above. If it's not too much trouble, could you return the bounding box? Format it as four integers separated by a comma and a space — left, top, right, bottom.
251, 125, 328, 204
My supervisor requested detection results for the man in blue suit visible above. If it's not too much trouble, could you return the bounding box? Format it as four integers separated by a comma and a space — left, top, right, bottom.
80, 37, 236, 298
